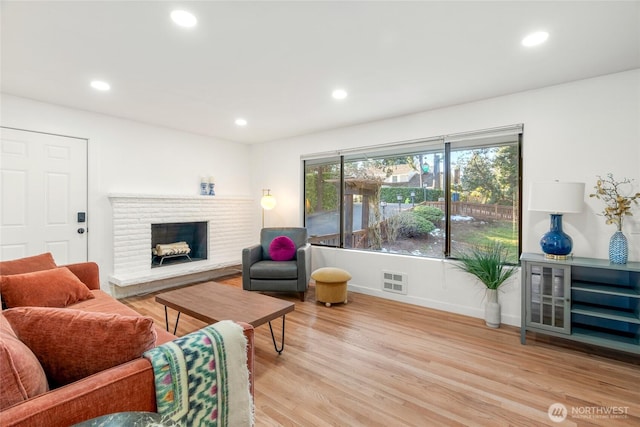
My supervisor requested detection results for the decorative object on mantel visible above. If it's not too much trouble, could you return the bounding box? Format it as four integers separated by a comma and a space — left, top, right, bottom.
200, 176, 208, 195
454, 242, 518, 328
260, 189, 276, 227
528, 181, 585, 260
208, 176, 216, 196
199, 176, 216, 196
589, 174, 640, 264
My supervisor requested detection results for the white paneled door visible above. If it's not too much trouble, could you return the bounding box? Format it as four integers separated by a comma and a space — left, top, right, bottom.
0, 127, 88, 264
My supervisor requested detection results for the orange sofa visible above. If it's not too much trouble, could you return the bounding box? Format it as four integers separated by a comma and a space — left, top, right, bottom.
0, 254, 254, 427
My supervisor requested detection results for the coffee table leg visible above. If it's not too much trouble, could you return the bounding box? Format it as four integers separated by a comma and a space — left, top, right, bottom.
163, 306, 181, 335
268, 315, 286, 354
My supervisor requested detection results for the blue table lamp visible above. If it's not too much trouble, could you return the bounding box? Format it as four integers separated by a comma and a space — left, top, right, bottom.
529, 181, 585, 260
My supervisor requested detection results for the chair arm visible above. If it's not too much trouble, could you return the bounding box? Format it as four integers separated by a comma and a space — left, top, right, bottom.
243, 244, 262, 264
296, 244, 312, 291
0, 359, 158, 427
242, 245, 262, 290
61, 262, 100, 290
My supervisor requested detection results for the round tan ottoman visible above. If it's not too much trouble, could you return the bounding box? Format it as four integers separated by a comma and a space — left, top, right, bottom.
311, 267, 351, 307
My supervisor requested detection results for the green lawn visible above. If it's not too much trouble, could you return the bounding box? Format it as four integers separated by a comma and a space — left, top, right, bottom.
452, 220, 519, 263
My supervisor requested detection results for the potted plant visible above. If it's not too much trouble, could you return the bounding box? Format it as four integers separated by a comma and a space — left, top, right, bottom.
455, 241, 518, 328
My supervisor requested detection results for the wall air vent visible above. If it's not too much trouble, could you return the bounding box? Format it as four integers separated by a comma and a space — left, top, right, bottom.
382, 270, 407, 294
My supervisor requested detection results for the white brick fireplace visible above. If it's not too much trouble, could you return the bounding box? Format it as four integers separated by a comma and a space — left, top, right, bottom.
108, 194, 254, 295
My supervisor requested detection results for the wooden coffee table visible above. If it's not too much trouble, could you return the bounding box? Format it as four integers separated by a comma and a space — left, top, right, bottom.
155, 281, 295, 354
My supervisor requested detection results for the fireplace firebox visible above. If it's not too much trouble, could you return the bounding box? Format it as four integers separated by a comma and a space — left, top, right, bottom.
151, 221, 208, 267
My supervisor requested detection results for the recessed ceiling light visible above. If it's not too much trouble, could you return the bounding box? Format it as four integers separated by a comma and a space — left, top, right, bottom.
235, 118, 248, 126
90, 80, 110, 91
522, 31, 549, 47
171, 10, 197, 28
332, 89, 348, 100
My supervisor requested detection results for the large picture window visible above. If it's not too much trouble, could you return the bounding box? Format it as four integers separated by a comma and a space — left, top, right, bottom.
303, 125, 522, 262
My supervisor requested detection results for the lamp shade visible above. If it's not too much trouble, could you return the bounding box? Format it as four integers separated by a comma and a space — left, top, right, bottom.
528, 182, 585, 213
260, 193, 276, 210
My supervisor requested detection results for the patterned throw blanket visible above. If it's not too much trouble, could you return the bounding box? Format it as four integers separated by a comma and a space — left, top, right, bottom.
144, 320, 254, 426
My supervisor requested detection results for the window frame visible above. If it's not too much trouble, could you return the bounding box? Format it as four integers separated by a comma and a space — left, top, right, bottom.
302, 125, 523, 261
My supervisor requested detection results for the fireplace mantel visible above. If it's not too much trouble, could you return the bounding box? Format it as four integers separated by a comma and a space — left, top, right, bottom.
108, 194, 254, 291
108, 193, 252, 201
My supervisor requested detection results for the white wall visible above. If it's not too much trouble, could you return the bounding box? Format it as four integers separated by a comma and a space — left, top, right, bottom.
251, 70, 640, 326
0, 94, 252, 288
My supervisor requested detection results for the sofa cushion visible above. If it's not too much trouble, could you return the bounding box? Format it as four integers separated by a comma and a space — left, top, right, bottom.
0, 313, 49, 410
269, 235, 297, 261
250, 260, 298, 279
71, 289, 176, 345
0, 252, 57, 276
3, 307, 157, 388
0, 267, 94, 308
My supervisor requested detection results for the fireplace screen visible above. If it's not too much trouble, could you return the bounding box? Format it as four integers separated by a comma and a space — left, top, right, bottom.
151, 221, 208, 267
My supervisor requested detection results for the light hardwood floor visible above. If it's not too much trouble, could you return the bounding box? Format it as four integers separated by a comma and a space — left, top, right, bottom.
122, 275, 640, 427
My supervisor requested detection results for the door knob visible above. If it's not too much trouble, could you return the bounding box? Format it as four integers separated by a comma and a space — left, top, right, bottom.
77, 228, 85, 234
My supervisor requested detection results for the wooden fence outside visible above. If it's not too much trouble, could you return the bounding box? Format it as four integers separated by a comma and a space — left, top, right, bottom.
308, 230, 367, 248
422, 201, 516, 221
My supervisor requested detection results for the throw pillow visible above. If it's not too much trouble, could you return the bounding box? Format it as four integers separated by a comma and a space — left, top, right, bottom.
269, 236, 296, 261
4, 307, 157, 388
0, 267, 94, 308
0, 252, 57, 276
0, 313, 49, 409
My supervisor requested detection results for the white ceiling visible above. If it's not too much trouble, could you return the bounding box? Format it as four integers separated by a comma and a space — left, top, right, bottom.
2, 1, 639, 144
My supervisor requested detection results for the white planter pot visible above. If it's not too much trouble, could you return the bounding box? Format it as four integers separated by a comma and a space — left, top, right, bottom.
485, 289, 501, 328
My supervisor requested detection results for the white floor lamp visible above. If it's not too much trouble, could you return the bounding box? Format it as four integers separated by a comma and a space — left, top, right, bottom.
260, 189, 276, 228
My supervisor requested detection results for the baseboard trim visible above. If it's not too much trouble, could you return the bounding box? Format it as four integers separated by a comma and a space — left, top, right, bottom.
347, 282, 520, 327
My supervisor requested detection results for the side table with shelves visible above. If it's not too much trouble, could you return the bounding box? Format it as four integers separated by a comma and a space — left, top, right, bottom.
520, 253, 640, 354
